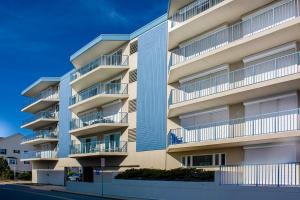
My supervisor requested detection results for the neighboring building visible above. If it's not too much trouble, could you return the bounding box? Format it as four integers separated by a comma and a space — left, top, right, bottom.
0, 133, 32, 172
21, 0, 300, 187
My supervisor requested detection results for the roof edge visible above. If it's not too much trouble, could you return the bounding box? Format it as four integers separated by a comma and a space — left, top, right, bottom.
22, 77, 60, 96
70, 34, 130, 62
70, 13, 168, 62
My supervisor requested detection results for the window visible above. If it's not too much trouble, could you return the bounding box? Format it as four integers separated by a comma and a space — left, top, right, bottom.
193, 155, 213, 166
182, 153, 226, 167
24, 161, 30, 165
0, 149, 6, 155
9, 159, 17, 165
13, 150, 20, 154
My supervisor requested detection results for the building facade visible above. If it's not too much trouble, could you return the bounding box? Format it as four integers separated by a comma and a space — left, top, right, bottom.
167, 0, 300, 185
21, 0, 300, 186
0, 133, 32, 173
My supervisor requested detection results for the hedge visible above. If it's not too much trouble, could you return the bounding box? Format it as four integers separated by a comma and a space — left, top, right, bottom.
115, 168, 214, 182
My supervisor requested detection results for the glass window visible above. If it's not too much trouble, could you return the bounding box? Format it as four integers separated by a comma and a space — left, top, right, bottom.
24, 161, 30, 165
9, 159, 17, 165
192, 155, 213, 166
187, 156, 191, 166
221, 153, 226, 165
215, 154, 219, 165
0, 149, 6, 155
13, 150, 20, 154
181, 157, 186, 167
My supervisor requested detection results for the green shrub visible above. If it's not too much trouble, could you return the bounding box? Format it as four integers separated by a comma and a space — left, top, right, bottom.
115, 168, 214, 182
1, 169, 14, 180
17, 172, 32, 180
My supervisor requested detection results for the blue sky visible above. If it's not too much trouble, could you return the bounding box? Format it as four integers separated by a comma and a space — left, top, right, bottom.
0, 0, 168, 137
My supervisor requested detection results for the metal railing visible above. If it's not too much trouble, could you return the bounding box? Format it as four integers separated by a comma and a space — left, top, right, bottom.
24, 90, 59, 107
170, 52, 300, 105
70, 141, 128, 154
70, 112, 128, 130
22, 111, 59, 126
69, 83, 128, 106
70, 55, 129, 81
21, 150, 57, 160
171, 0, 224, 28
170, 0, 298, 66
168, 108, 300, 145
22, 130, 58, 143
220, 162, 300, 186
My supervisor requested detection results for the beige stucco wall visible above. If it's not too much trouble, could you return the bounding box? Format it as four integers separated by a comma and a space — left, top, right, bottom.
166, 147, 244, 169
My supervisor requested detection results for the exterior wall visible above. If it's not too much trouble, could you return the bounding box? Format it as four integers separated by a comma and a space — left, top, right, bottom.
136, 21, 168, 151
0, 134, 33, 172
66, 173, 300, 200
58, 71, 73, 158
167, 147, 244, 169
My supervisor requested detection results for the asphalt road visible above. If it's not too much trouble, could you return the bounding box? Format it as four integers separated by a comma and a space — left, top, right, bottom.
0, 184, 115, 200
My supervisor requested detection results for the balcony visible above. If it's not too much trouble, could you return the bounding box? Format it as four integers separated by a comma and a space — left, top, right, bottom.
69, 83, 129, 114
169, 52, 300, 117
22, 90, 59, 113
169, 0, 300, 83
70, 112, 128, 137
21, 111, 59, 129
20, 150, 58, 161
168, 108, 300, 152
21, 130, 58, 145
70, 55, 129, 91
170, 0, 224, 28
69, 141, 128, 158
168, 0, 273, 49
220, 162, 300, 186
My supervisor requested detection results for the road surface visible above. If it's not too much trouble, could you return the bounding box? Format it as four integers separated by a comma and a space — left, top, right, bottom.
0, 184, 116, 200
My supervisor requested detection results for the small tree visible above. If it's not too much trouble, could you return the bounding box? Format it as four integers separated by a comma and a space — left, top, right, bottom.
0, 157, 13, 179
0, 157, 10, 172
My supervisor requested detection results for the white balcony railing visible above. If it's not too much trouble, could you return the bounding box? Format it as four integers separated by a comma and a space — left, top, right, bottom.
22, 111, 59, 126
24, 89, 59, 107
220, 163, 300, 186
168, 108, 300, 145
170, 51, 300, 105
22, 130, 58, 143
21, 150, 57, 160
170, 0, 298, 66
171, 0, 224, 28
70, 141, 127, 155
70, 112, 128, 130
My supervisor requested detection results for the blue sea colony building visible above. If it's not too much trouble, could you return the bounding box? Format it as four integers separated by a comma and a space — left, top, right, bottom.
21, 0, 300, 187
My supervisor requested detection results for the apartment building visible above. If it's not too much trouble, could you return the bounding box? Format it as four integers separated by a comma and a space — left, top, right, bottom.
21, 16, 169, 184
0, 133, 32, 172
20, 0, 300, 187
67, 16, 169, 182
167, 0, 300, 184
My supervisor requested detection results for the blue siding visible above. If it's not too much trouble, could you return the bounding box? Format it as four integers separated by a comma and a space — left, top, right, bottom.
136, 21, 168, 151
57, 71, 72, 158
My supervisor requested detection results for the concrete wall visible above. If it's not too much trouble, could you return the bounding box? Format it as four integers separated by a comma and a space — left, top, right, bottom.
58, 71, 73, 158
33, 169, 64, 185
66, 172, 300, 200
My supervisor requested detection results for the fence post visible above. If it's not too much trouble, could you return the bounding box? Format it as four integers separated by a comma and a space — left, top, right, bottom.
277, 164, 280, 187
